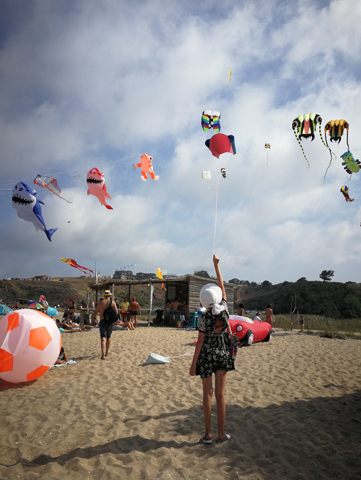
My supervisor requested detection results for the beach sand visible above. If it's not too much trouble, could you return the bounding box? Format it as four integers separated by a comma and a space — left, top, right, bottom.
1, 323, 361, 480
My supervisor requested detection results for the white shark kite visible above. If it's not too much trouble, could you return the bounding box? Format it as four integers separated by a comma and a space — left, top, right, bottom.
12, 182, 57, 241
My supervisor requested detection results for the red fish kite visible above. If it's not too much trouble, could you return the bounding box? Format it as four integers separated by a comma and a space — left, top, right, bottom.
86, 168, 113, 209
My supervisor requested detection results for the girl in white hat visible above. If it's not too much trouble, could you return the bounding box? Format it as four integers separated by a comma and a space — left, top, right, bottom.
189, 254, 234, 445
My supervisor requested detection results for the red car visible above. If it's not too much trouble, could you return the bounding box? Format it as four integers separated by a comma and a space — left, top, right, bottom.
229, 315, 272, 346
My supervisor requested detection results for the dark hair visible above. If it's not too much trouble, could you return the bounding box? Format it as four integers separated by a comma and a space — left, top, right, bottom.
238, 303, 244, 308
266, 303, 272, 308
60, 347, 64, 354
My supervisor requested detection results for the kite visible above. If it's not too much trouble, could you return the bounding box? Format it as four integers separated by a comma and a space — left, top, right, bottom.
340, 186, 354, 203
12, 182, 57, 241
201, 171, 211, 180
27, 302, 44, 310
221, 168, 226, 178
292, 113, 335, 168
201, 111, 221, 133
39, 295, 49, 308
34, 175, 72, 203
156, 268, 164, 290
324, 120, 350, 149
205, 133, 236, 159
86, 168, 113, 209
341, 151, 361, 175
228, 69, 232, 85
61, 257, 94, 276
133, 154, 159, 181
265, 143, 271, 166
0, 309, 61, 383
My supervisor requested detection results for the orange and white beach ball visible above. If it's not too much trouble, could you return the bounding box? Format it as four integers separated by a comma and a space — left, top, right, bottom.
0, 309, 61, 383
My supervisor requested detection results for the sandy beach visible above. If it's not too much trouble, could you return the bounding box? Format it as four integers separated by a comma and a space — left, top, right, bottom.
1, 323, 361, 480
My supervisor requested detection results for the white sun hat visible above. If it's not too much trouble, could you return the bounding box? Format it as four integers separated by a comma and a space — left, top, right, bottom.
200, 283, 222, 309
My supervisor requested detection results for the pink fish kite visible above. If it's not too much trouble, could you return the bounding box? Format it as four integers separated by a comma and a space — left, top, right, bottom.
86, 168, 113, 209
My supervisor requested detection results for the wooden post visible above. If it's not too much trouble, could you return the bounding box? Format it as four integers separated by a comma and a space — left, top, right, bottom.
148, 283, 154, 327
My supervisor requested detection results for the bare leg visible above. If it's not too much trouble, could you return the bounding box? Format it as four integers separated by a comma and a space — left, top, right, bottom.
134, 315, 138, 328
215, 370, 227, 442
202, 376, 213, 440
105, 338, 111, 356
100, 337, 106, 359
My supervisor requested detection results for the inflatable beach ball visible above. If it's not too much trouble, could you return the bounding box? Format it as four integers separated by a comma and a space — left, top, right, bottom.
0, 309, 61, 383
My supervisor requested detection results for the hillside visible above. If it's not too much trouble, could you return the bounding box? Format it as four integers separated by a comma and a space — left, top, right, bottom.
1, 277, 361, 319
0, 277, 166, 309
235, 280, 361, 318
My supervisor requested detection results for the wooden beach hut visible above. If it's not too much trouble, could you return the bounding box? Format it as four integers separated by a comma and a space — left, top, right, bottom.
89, 275, 235, 326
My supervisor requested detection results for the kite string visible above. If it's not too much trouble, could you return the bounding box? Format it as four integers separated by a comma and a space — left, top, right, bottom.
213, 172, 220, 255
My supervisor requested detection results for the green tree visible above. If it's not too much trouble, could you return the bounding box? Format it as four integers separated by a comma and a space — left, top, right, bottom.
319, 270, 334, 282
194, 270, 210, 279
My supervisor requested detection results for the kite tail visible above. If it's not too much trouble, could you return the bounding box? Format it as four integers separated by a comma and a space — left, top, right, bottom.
266, 150, 269, 167
293, 128, 310, 168
346, 130, 350, 151
320, 125, 336, 184
105, 205, 113, 210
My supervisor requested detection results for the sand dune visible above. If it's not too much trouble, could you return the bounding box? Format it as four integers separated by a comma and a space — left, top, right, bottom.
1, 324, 360, 479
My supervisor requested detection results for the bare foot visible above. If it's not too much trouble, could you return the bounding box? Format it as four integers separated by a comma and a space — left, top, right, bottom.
100, 356, 105, 360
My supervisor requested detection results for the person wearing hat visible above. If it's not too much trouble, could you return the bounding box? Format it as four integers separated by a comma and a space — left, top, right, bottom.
128, 297, 141, 328
189, 255, 234, 446
94, 290, 118, 360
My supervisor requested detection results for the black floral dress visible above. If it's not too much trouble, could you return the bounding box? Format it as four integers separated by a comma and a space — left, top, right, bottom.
195, 300, 235, 379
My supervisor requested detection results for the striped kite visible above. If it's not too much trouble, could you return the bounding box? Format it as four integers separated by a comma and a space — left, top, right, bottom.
34, 175, 72, 203
201, 111, 221, 133
292, 113, 335, 169
61, 257, 94, 276
340, 186, 354, 203
341, 151, 361, 175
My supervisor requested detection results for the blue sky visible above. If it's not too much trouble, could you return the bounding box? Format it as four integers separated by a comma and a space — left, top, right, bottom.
0, 0, 361, 284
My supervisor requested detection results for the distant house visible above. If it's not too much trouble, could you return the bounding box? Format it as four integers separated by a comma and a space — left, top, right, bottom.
31, 275, 52, 281
113, 270, 134, 280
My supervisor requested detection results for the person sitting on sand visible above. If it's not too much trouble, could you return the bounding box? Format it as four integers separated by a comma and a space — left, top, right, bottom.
115, 318, 135, 330
62, 310, 80, 328
237, 303, 244, 316
56, 320, 96, 333
253, 312, 261, 322
128, 297, 141, 328
55, 347, 68, 364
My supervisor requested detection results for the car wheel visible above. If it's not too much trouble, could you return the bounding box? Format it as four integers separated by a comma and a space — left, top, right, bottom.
262, 331, 272, 342
242, 329, 254, 346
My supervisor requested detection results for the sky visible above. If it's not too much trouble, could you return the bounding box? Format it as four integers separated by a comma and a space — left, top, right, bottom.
0, 0, 361, 284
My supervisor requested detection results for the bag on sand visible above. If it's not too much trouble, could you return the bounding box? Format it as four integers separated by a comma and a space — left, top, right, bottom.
103, 297, 118, 325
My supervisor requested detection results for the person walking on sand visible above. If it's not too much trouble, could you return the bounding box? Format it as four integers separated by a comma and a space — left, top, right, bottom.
128, 297, 141, 328
189, 255, 235, 445
94, 290, 118, 360
265, 303, 274, 327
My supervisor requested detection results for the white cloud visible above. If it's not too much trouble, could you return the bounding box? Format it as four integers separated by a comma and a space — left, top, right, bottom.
0, 0, 361, 285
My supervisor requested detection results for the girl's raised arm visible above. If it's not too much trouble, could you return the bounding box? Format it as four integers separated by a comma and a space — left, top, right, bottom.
213, 255, 226, 301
